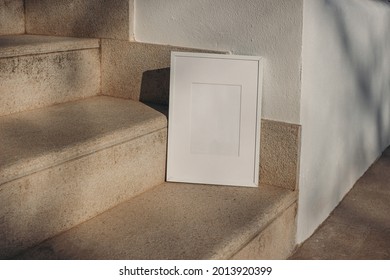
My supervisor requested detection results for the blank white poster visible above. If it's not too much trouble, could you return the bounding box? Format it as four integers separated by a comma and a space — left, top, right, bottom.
167, 52, 263, 187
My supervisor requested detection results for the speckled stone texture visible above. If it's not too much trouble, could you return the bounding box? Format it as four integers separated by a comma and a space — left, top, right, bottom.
0, 35, 100, 116
260, 120, 301, 190
0, 35, 99, 58
0, 0, 25, 35
25, 0, 134, 40
101, 40, 225, 103
13, 183, 297, 260
231, 202, 297, 259
0, 97, 167, 259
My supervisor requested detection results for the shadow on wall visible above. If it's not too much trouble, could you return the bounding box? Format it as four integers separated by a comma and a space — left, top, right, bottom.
323, 0, 390, 185
139, 68, 171, 117
300, 0, 390, 240
140, 68, 170, 106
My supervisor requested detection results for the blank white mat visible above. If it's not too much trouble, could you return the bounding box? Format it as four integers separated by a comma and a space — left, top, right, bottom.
167, 52, 263, 187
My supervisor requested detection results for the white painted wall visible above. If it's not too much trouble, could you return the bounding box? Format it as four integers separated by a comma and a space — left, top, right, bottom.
134, 0, 303, 124
298, 0, 390, 242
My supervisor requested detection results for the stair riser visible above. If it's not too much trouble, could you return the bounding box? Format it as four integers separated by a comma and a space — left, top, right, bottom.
101, 40, 225, 104
25, 0, 134, 40
0, 49, 100, 117
0, 0, 24, 35
0, 128, 167, 259
230, 202, 297, 259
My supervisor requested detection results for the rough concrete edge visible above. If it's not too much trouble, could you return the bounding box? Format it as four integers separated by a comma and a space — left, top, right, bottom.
0, 125, 167, 187
230, 201, 298, 260
211, 188, 298, 259
0, 98, 167, 186
259, 119, 302, 191
0, 36, 100, 58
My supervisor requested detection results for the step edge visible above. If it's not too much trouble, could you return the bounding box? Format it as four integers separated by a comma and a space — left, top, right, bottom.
9, 183, 296, 260
0, 35, 100, 58
230, 201, 298, 260
0, 124, 167, 186
210, 190, 298, 259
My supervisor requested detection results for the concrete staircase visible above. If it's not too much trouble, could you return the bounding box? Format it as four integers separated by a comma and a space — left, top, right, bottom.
15, 183, 297, 260
0, 1, 299, 260
0, 35, 168, 259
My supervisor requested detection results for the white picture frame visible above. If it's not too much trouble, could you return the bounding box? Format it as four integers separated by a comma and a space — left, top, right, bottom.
167, 52, 263, 187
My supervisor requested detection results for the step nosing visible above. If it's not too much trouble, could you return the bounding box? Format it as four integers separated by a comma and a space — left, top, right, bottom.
0, 47, 100, 59
0, 96, 167, 186
0, 126, 166, 186
212, 193, 298, 259
0, 35, 100, 58
12, 182, 296, 260
228, 198, 297, 259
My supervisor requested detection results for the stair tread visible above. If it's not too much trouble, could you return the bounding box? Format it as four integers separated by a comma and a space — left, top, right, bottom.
0, 35, 99, 58
0, 96, 167, 185
15, 182, 297, 260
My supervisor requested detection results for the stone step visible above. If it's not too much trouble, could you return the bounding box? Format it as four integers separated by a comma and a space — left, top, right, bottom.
0, 96, 167, 259
14, 182, 297, 260
0, 35, 100, 116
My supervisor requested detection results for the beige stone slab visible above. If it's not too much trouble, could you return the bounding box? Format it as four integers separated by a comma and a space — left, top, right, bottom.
0, 48, 100, 116
14, 183, 297, 260
25, 0, 134, 40
1, 128, 167, 259
0, 35, 100, 58
259, 120, 301, 190
0, 96, 167, 185
231, 202, 297, 259
0, 0, 25, 35
101, 40, 225, 103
